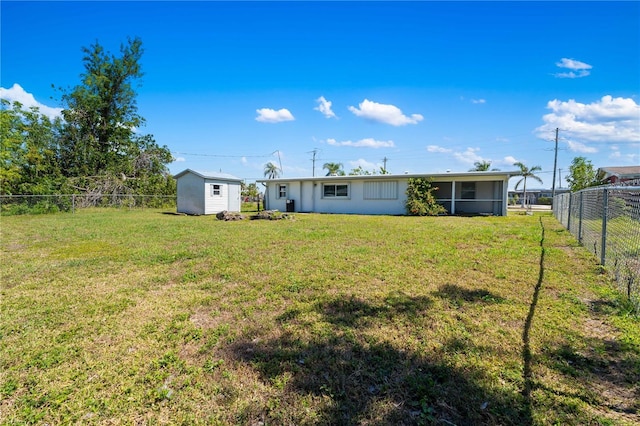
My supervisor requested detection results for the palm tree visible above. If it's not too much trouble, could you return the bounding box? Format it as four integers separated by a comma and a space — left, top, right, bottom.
470, 160, 490, 172
513, 162, 543, 207
323, 162, 345, 176
469, 160, 500, 172
263, 162, 281, 179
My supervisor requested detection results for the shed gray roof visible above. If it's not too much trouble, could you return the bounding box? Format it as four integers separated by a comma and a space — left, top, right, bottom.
173, 169, 243, 182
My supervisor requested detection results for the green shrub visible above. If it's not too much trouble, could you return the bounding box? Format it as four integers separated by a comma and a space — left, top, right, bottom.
405, 178, 447, 216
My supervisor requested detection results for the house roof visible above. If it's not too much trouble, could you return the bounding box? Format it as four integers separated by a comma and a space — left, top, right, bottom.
257, 170, 520, 184
597, 166, 640, 179
173, 168, 243, 182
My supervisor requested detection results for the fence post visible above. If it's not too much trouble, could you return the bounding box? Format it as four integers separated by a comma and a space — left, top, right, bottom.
578, 191, 583, 243
72, 194, 75, 214
567, 193, 572, 231
601, 188, 608, 266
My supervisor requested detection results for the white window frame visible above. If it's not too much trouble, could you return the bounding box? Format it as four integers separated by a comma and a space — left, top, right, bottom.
322, 183, 350, 199
277, 184, 288, 199
210, 184, 222, 197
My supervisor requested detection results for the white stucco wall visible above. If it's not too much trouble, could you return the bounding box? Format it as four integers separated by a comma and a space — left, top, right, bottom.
262, 173, 513, 216
265, 178, 407, 215
177, 172, 205, 215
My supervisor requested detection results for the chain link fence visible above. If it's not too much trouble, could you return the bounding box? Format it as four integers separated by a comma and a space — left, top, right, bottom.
0, 194, 176, 215
553, 181, 640, 311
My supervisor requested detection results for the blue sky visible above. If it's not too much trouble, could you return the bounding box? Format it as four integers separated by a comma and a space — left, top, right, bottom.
2, 1, 639, 188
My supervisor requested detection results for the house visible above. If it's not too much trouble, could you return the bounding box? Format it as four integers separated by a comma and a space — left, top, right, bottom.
174, 169, 242, 215
258, 171, 517, 216
597, 166, 640, 185
508, 188, 571, 205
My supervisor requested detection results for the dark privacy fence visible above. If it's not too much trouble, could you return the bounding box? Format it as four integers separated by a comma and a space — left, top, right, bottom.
553, 182, 640, 311
0, 194, 176, 215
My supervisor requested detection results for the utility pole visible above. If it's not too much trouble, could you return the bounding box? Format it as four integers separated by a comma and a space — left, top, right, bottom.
551, 128, 559, 199
558, 168, 562, 189
309, 148, 318, 177
382, 157, 388, 173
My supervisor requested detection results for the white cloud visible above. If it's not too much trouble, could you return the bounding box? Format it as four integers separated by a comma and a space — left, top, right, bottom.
427, 145, 452, 153
314, 96, 336, 119
327, 138, 395, 148
536, 96, 640, 143
554, 58, 592, 78
348, 159, 378, 170
0, 83, 63, 119
567, 140, 598, 153
503, 156, 518, 165
453, 147, 484, 165
255, 108, 295, 123
348, 99, 423, 126
471, 99, 486, 104
556, 58, 592, 71
173, 157, 186, 163
555, 71, 591, 79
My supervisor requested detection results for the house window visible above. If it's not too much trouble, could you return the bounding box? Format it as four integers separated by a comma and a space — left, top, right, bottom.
364, 181, 398, 200
277, 184, 288, 199
461, 182, 476, 199
323, 184, 349, 198
211, 184, 222, 196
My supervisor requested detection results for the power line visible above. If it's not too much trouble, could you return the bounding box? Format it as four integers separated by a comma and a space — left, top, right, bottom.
171, 151, 277, 158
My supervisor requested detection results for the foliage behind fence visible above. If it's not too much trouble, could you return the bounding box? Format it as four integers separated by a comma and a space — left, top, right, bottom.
553, 182, 640, 311
0, 194, 176, 215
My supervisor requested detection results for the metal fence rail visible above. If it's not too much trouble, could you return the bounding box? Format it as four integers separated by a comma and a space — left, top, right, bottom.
0, 194, 176, 215
553, 183, 640, 311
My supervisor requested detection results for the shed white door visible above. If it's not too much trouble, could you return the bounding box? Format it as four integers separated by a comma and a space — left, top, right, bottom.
206, 183, 228, 213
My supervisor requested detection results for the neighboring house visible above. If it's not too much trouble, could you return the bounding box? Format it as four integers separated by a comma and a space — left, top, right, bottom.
258, 171, 517, 216
597, 166, 640, 185
508, 188, 571, 205
174, 169, 242, 215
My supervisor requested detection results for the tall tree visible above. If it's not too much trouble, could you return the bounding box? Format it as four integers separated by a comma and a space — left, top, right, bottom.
513, 162, 543, 207
323, 162, 345, 176
566, 156, 600, 191
60, 37, 144, 176
0, 100, 26, 195
0, 100, 64, 195
59, 37, 173, 194
263, 162, 281, 179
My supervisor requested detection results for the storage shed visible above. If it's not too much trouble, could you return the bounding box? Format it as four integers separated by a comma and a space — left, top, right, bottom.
174, 169, 242, 215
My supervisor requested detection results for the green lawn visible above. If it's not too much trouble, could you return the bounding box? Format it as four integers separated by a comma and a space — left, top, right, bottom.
1, 210, 638, 425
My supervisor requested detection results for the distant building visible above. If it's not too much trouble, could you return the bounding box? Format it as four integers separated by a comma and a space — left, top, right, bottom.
597, 166, 640, 185
508, 188, 570, 205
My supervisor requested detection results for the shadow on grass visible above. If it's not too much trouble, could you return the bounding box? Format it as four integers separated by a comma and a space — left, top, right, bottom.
433, 284, 507, 305
541, 307, 640, 419
520, 217, 546, 424
229, 293, 528, 425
